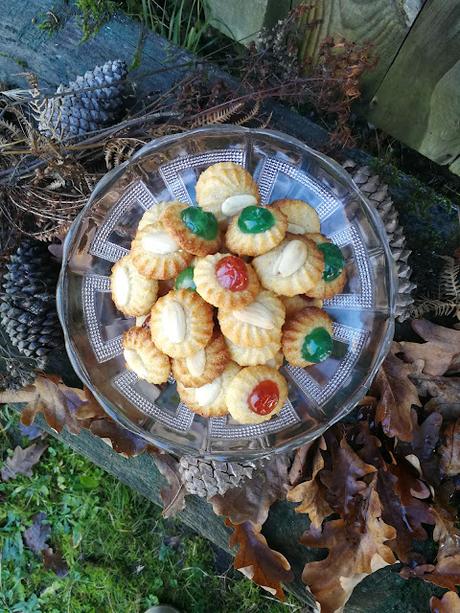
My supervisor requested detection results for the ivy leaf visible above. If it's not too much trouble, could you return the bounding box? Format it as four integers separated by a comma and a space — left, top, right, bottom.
399, 320, 460, 376
1, 441, 47, 481
89, 418, 150, 458
211, 455, 290, 525
371, 347, 420, 441
439, 418, 460, 477
23, 512, 50, 554
227, 520, 293, 600
301, 482, 397, 613
150, 450, 186, 518
287, 437, 332, 528
430, 591, 460, 613
42, 547, 69, 577
20, 374, 86, 435
320, 435, 377, 518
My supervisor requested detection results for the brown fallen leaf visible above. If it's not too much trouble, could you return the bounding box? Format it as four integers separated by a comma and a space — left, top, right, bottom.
410, 373, 460, 419
301, 482, 397, 613
287, 438, 332, 528
75, 387, 106, 421
20, 374, 86, 434
403, 408, 442, 486
371, 346, 420, 442
399, 320, 460, 376
211, 454, 290, 525
89, 418, 150, 458
227, 520, 293, 600
149, 450, 186, 518
430, 591, 460, 613
320, 435, 377, 518
439, 419, 460, 477
1, 441, 48, 481
42, 547, 69, 577
23, 512, 51, 554
288, 439, 316, 486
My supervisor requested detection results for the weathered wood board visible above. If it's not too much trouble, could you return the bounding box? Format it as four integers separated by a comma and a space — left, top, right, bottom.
368, 0, 460, 174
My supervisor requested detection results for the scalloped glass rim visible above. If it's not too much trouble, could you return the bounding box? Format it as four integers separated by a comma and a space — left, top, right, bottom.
57, 126, 396, 460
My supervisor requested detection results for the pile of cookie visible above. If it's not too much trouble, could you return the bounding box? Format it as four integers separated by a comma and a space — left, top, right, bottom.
110, 162, 346, 425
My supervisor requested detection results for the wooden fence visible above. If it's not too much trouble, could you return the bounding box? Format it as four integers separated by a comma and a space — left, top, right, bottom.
208, 0, 460, 176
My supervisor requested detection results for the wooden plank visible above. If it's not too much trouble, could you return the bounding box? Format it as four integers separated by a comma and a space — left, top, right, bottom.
291, 0, 424, 100
368, 0, 460, 168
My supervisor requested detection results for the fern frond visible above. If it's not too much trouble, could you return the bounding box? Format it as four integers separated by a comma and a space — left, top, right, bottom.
0, 119, 22, 140
410, 298, 457, 319
190, 102, 244, 128
104, 138, 143, 169
439, 255, 460, 300
235, 100, 261, 126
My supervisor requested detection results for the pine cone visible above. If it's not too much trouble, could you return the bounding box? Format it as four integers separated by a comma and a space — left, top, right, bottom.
343, 161, 416, 322
179, 456, 260, 499
0, 241, 63, 364
39, 59, 128, 138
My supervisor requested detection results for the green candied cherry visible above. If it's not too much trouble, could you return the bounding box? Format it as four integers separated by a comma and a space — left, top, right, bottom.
180, 206, 218, 240
175, 266, 196, 291
318, 243, 344, 282
237, 205, 275, 234
301, 327, 333, 363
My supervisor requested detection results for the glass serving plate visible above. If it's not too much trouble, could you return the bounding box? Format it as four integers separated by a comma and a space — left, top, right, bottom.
57, 126, 396, 460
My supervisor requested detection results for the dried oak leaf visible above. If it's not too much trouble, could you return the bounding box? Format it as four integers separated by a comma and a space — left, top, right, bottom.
320, 435, 377, 518
430, 591, 460, 613
287, 438, 332, 528
399, 320, 460, 376
439, 419, 460, 477
211, 454, 290, 525
227, 520, 293, 600
1, 441, 47, 481
301, 484, 397, 613
149, 450, 186, 518
410, 373, 460, 419
288, 439, 316, 486
23, 512, 50, 554
20, 374, 85, 435
371, 346, 420, 441
42, 547, 69, 577
89, 418, 150, 458
403, 408, 442, 487
75, 387, 107, 422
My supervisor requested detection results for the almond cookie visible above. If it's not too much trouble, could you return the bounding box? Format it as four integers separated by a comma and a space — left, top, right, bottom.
161, 203, 220, 256
225, 365, 288, 424
172, 331, 230, 388
281, 295, 323, 317
123, 326, 170, 384
111, 254, 158, 317
225, 205, 287, 257
131, 222, 193, 280
252, 236, 324, 297
195, 162, 260, 221
304, 233, 347, 299
272, 199, 320, 235
194, 253, 260, 309
218, 290, 285, 348
177, 361, 241, 417
282, 307, 334, 367
137, 201, 177, 232
150, 289, 213, 358
225, 337, 280, 367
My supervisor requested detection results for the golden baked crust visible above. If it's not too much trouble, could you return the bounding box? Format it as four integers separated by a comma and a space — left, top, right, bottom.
111, 254, 158, 317
137, 201, 177, 232
172, 331, 230, 388
225, 205, 287, 256
218, 290, 285, 348
304, 233, 347, 299
272, 199, 320, 235
225, 365, 288, 424
150, 289, 214, 358
252, 236, 324, 297
225, 337, 280, 366
177, 361, 240, 417
122, 326, 170, 384
195, 162, 260, 220
282, 306, 333, 367
281, 295, 323, 317
160, 203, 221, 256
194, 253, 260, 309
130, 222, 193, 280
